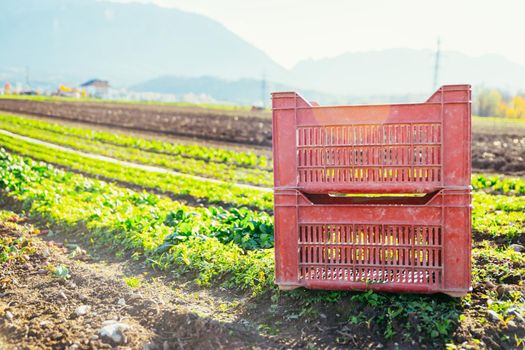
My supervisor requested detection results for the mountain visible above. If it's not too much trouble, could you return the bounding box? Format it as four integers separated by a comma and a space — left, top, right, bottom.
0, 0, 287, 86
127, 48, 525, 104
290, 48, 525, 97
2, 1, 525, 100
130, 75, 341, 106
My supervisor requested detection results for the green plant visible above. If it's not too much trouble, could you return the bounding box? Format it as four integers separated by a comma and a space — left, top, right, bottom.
123, 276, 142, 288
0, 148, 274, 294
49, 264, 71, 279
0, 134, 273, 211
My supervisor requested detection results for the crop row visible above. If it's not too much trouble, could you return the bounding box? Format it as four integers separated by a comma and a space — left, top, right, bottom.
0, 114, 272, 187
1, 130, 524, 243
0, 113, 270, 169
0, 149, 274, 293
2, 114, 525, 196
0, 133, 274, 211
472, 174, 525, 195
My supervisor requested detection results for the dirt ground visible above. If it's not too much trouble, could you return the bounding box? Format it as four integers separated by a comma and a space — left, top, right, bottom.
0, 213, 279, 350
0, 99, 524, 176
0, 208, 415, 350
472, 120, 525, 175
0, 99, 272, 147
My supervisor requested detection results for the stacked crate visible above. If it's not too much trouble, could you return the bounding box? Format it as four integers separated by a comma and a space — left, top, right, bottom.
272, 85, 472, 296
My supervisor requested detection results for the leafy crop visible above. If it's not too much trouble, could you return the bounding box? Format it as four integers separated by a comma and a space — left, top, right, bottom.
0, 148, 274, 293
0, 114, 272, 187
472, 174, 525, 195
0, 133, 273, 211
472, 192, 525, 242
0, 113, 269, 169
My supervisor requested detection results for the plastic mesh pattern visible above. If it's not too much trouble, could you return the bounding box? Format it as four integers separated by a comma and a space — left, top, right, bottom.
298, 224, 443, 285
297, 123, 442, 185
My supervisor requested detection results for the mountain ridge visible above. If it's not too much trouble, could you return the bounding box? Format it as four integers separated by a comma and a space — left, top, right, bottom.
1, 1, 525, 102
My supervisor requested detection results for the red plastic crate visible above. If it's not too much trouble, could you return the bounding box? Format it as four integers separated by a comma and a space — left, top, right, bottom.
272, 85, 472, 296
273, 189, 471, 296
272, 85, 471, 194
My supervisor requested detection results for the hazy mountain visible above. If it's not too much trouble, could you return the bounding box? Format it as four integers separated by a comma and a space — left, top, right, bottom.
131, 75, 341, 106
1, 1, 525, 101
0, 0, 287, 86
290, 48, 525, 97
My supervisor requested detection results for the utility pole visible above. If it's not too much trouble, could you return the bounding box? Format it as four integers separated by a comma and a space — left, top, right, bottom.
433, 37, 441, 89
261, 71, 267, 108
25, 66, 31, 90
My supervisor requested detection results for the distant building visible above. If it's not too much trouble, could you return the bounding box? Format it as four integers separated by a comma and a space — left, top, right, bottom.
80, 79, 110, 98
3, 82, 11, 95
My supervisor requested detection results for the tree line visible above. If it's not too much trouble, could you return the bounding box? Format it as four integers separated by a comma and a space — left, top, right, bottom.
475, 88, 525, 118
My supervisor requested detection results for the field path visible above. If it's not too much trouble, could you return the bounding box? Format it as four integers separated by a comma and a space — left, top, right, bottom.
0, 128, 272, 193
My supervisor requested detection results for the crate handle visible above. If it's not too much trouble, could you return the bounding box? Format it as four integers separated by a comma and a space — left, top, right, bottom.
301, 190, 441, 206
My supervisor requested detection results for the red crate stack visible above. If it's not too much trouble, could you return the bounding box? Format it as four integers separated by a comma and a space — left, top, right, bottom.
272, 85, 472, 297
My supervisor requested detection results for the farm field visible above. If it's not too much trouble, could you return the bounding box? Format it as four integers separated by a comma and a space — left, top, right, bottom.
0, 108, 523, 348
0, 97, 523, 176
0, 97, 272, 146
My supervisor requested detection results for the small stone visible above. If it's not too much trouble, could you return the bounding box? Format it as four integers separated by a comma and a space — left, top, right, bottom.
69, 344, 81, 350
319, 313, 327, 319
117, 298, 126, 306
5, 311, 13, 321
510, 244, 525, 253
99, 321, 130, 345
487, 310, 501, 323
91, 335, 99, 341
59, 291, 68, 300
163, 341, 169, 350
75, 305, 91, 316
128, 292, 142, 301
376, 343, 384, 349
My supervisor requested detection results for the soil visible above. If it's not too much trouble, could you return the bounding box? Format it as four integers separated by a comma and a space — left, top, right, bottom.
0, 214, 278, 349
0, 99, 272, 147
0, 99, 524, 176
472, 133, 525, 175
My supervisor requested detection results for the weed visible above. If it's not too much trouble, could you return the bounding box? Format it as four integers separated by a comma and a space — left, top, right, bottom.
123, 276, 141, 288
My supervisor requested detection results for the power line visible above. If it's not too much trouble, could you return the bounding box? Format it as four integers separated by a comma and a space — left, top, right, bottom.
433, 37, 441, 89
25, 66, 31, 89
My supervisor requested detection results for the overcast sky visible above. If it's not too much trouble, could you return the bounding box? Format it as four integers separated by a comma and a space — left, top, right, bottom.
114, 0, 525, 68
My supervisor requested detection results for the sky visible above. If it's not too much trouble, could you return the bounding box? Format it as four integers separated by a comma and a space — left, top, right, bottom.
112, 0, 525, 69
